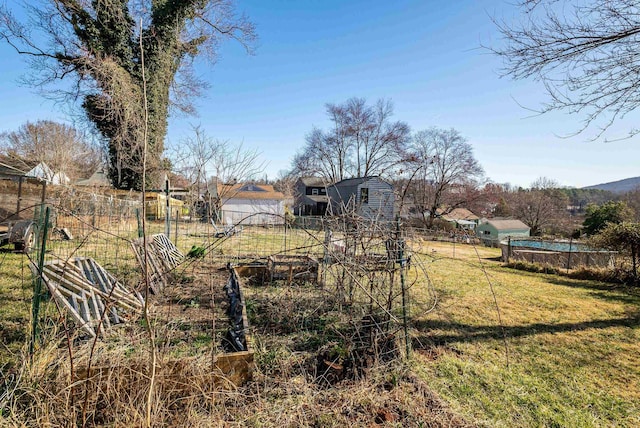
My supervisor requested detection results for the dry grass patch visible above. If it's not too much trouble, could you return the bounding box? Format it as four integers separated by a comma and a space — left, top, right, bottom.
3, 232, 639, 426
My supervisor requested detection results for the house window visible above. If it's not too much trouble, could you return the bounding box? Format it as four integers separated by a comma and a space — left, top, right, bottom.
360, 187, 369, 204
312, 188, 319, 195
483, 230, 491, 235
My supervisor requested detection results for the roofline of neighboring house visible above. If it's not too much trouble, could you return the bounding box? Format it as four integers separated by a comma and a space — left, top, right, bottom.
330, 175, 391, 187
298, 176, 329, 187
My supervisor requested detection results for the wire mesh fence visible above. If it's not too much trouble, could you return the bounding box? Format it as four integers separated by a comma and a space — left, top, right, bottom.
25, 187, 445, 367
500, 236, 617, 270
5, 184, 517, 425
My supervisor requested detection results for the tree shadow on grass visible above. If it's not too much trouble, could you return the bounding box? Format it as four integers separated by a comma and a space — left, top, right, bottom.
412, 315, 640, 349
546, 276, 639, 293
546, 277, 640, 304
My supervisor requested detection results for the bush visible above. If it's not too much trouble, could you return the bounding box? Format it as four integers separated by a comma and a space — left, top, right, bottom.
506, 261, 639, 286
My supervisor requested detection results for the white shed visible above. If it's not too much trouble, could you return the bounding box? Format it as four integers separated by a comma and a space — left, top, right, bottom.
219, 183, 286, 225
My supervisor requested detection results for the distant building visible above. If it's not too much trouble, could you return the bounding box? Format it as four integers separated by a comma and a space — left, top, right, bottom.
327, 176, 395, 221
75, 166, 111, 188
294, 176, 328, 216
0, 156, 69, 185
219, 183, 286, 225
440, 208, 480, 231
144, 193, 184, 220
476, 218, 530, 246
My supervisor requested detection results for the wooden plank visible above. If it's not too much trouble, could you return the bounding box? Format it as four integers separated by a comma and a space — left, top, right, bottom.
42, 264, 141, 312
152, 234, 184, 270
36, 258, 143, 337
49, 283, 96, 337
212, 351, 254, 387
87, 286, 110, 329
131, 239, 166, 294
78, 294, 92, 330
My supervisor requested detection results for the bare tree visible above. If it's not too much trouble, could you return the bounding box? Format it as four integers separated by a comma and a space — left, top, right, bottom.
406, 127, 484, 228
0, 0, 256, 189
169, 124, 222, 218
168, 126, 265, 221
508, 177, 569, 236
207, 141, 266, 221
273, 169, 297, 199
0, 120, 102, 181
292, 126, 351, 183
293, 97, 410, 182
492, 0, 640, 140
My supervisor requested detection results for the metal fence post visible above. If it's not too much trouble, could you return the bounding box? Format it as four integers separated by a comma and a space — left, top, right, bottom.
397, 217, 410, 359
164, 175, 171, 238
30, 206, 50, 359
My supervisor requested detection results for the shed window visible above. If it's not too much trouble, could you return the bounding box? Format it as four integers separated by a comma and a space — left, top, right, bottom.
360, 187, 369, 204
483, 230, 491, 235
312, 188, 319, 195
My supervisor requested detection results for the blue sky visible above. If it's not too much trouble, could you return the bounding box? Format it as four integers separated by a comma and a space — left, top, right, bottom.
0, 0, 638, 188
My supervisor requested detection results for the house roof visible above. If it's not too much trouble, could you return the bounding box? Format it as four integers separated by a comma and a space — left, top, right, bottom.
332, 176, 390, 187
75, 167, 111, 187
441, 208, 479, 221
219, 183, 285, 201
332, 176, 369, 187
299, 176, 327, 187
484, 219, 530, 231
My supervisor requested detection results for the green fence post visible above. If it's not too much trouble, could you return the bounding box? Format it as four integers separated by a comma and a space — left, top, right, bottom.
30, 206, 51, 359
136, 208, 143, 238
397, 217, 410, 359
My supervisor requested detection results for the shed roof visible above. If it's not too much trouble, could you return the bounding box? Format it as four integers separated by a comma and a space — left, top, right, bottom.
219, 183, 285, 201
484, 219, 530, 231
75, 167, 111, 187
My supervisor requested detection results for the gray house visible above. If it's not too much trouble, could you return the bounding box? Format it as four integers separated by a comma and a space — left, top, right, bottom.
294, 177, 329, 216
327, 176, 395, 221
476, 218, 530, 246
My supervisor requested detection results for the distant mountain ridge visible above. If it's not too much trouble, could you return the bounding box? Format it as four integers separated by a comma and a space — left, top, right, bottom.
583, 176, 640, 194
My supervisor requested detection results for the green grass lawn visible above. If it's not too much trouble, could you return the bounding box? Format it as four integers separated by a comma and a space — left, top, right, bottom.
1, 231, 638, 426
0, 250, 39, 367
410, 240, 640, 427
